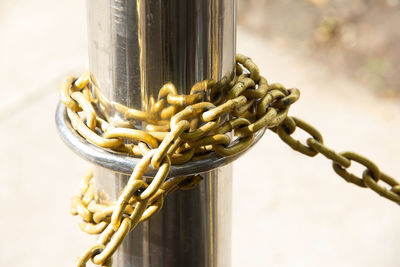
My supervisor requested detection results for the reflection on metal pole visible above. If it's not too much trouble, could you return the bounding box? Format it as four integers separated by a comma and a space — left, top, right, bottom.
86, 0, 236, 266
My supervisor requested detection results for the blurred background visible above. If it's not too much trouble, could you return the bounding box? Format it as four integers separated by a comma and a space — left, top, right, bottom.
239, 0, 400, 98
1, 0, 400, 266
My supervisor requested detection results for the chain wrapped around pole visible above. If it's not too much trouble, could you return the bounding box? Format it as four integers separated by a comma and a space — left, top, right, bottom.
63, 55, 299, 267
61, 54, 400, 267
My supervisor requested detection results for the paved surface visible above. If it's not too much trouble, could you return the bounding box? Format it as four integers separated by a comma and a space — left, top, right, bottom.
1, 1, 400, 266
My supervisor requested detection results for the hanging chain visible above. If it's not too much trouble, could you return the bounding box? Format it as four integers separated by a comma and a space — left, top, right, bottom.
274, 116, 400, 203
61, 54, 399, 267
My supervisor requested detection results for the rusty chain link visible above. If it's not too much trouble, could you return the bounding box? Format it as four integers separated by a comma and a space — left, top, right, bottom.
61, 54, 399, 267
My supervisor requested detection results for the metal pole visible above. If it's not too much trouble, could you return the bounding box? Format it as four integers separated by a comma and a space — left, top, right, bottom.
86, 1, 236, 266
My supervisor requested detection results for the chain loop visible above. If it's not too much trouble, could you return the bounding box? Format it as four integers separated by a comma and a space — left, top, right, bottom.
277, 117, 323, 157
73, 244, 109, 267
332, 152, 380, 188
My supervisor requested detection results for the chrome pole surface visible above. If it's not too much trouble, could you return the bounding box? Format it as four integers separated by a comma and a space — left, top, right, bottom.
86, 0, 236, 266
95, 166, 232, 267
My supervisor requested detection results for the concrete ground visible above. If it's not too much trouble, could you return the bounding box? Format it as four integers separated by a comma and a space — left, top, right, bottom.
1, 1, 400, 267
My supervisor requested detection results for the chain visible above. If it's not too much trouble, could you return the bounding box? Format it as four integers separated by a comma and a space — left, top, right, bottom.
62, 54, 299, 267
62, 54, 400, 266
274, 116, 400, 204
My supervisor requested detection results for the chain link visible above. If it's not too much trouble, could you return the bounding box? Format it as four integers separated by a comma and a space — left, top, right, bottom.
62, 54, 399, 267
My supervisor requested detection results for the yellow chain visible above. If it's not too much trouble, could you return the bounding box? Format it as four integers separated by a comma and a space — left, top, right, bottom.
274, 116, 400, 204
62, 54, 400, 267
63, 54, 299, 267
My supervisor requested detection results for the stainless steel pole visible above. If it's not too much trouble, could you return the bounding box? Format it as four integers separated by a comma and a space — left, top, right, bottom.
86, 0, 236, 266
